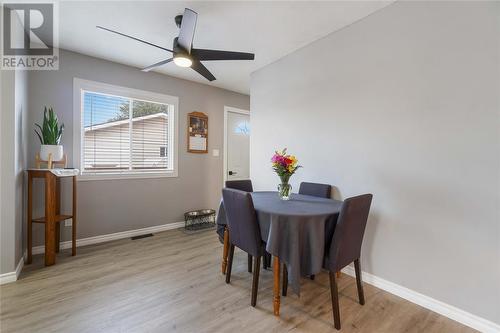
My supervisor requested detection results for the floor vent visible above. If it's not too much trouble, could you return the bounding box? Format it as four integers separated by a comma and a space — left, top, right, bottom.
131, 233, 154, 240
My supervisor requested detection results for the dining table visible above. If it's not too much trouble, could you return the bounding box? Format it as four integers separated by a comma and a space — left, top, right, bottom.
216, 191, 343, 316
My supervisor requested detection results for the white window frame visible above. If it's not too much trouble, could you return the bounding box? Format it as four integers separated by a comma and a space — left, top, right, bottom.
73, 78, 179, 181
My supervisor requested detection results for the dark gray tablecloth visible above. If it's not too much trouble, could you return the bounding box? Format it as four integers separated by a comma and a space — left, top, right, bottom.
216, 191, 342, 295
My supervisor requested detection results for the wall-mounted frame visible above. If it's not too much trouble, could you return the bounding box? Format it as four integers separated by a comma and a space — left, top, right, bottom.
187, 112, 208, 153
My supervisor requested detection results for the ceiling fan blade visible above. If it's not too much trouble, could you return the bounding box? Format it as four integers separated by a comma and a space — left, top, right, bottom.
141, 58, 173, 72
191, 60, 216, 81
177, 8, 197, 53
97, 26, 173, 53
191, 48, 255, 61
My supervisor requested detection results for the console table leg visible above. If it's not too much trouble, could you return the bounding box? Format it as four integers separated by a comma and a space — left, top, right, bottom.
45, 174, 56, 266
27, 173, 33, 264
55, 178, 60, 253
72, 175, 77, 256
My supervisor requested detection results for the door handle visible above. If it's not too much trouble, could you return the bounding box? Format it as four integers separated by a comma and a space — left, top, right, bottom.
228, 171, 237, 176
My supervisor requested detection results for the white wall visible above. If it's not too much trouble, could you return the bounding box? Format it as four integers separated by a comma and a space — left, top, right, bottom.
28, 50, 249, 246
251, 1, 499, 325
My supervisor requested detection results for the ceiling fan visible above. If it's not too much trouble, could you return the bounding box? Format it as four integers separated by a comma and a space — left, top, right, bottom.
97, 8, 255, 81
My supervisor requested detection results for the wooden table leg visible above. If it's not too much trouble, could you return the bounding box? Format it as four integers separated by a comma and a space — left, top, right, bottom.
273, 256, 280, 316
221, 226, 229, 274
55, 178, 61, 253
27, 173, 33, 264
282, 263, 288, 296
72, 175, 77, 256
45, 173, 56, 266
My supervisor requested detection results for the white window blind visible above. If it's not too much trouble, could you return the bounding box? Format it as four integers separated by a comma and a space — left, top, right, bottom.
82, 90, 172, 175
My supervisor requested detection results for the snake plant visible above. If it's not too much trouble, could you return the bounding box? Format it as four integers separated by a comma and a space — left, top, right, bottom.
34, 107, 64, 145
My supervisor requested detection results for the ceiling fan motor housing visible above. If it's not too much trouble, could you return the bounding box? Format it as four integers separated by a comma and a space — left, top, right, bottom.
175, 15, 183, 29
172, 37, 188, 57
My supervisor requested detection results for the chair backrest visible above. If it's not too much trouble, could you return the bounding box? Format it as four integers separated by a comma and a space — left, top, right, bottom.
299, 182, 331, 198
225, 179, 254, 192
222, 188, 262, 257
327, 194, 373, 272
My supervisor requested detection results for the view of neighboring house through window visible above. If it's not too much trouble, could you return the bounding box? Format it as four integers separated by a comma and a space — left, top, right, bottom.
82, 91, 173, 175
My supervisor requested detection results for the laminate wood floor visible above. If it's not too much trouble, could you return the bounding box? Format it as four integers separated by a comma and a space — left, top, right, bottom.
0, 229, 476, 333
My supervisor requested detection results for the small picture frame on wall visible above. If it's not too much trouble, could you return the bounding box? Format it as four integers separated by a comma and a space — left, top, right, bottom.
187, 112, 208, 153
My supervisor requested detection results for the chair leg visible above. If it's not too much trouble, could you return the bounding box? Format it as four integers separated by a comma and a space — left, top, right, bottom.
251, 256, 261, 307
282, 264, 288, 296
263, 253, 268, 269
221, 227, 229, 274
265, 252, 272, 269
354, 259, 365, 305
225, 244, 235, 284
329, 271, 341, 330
248, 254, 253, 273
310, 274, 315, 280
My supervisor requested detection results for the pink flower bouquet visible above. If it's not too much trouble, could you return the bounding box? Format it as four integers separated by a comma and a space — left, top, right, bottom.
271, 148, 301, 200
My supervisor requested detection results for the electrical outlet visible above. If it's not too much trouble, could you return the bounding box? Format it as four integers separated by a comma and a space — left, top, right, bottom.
65, 219, 72, 227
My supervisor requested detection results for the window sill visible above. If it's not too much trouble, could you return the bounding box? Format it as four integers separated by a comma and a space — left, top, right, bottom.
77, 171, 178, 181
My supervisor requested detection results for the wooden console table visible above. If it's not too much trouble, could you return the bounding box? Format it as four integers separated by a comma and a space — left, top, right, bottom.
26, 169, 77, 266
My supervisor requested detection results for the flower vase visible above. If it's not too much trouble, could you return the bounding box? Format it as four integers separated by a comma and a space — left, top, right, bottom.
278, 182, 292, 200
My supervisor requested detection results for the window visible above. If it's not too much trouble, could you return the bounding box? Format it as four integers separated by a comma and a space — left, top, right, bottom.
74, 79, 178, 179
234, 121, 250, 135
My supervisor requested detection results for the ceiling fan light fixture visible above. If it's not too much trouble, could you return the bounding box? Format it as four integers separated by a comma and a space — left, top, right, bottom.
97, 8, 254, 81
173, 55, 192, 67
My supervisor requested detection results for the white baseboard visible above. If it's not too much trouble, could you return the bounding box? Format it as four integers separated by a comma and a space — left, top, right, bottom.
341, 266, 500, 333
0, 256, 24, 285
31, 221, 185, 255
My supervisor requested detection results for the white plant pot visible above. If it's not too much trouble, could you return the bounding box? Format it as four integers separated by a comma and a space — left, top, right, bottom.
40, 145, 63, 161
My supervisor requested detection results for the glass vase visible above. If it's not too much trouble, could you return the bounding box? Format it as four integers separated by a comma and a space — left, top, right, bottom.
278, 183, 292, 200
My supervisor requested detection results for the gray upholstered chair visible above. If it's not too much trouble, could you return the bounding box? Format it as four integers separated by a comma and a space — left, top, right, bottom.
325, 194, 373, 330
222, 188, 265, 307
224, 179, 258, 271
280, 194, 372, 328
297, 181, 332, 280
299, 182, 332, 198
224, 179, 271, 271
225, 179, 253, 193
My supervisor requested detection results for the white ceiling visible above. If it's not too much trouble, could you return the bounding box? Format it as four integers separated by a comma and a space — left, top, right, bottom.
58, 1, 393, 94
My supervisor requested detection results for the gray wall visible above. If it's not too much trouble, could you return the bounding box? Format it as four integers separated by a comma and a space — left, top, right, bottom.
28, 49, 249, 246
14, 69, 28, 271
250, 1, 499, 325
1, 67, 28, 274
1, 69, 16, 274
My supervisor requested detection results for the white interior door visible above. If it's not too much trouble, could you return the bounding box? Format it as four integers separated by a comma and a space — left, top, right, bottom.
225, 110, 250, 181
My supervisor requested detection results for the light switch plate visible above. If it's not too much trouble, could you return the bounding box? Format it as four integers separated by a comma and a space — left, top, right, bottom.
65, 219, 72, 227
212, 149, 219, 157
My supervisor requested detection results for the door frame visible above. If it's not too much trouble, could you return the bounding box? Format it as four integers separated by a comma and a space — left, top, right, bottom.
223, 106, 251, 185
